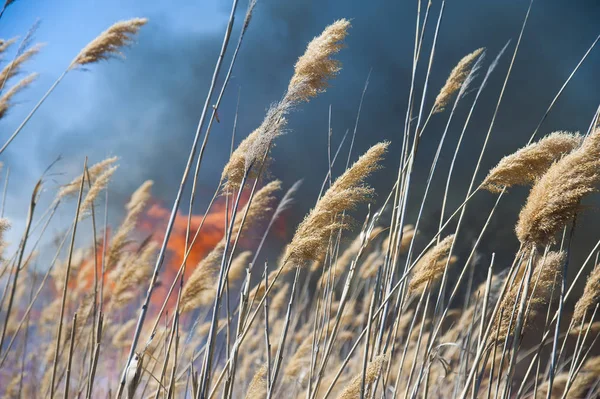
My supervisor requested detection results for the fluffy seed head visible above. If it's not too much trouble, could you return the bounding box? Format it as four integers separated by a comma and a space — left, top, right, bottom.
105, 180, 153, 270
244, 363, 267, 399
57, 156, 119, 200
0, 37, 17, 55
228, 250, 252, 282
221, 20, 350, 191
181, 181, 280, 312
318, 226, 383, 287
79, 165, 118, 217
287, 19, 350, 103
381, 224, 415, 255
336, 354, 388, 399
70, 18, 147, 69
433, 48, 484, 113
481, 131, 582, 193
0, 44, 42, 86
284, 142, 388, 266
494, 251, 564, 343
408, 235, 456, 294
110, 241, 157, 309
516, 128, 600, 246
0, 73, 38, 119
572, 263, 600, 326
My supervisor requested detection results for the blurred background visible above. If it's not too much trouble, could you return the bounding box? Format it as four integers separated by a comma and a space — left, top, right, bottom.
0, 0, 599, 296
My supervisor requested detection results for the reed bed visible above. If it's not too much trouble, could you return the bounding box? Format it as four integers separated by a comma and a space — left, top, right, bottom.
0, 1, 598, 399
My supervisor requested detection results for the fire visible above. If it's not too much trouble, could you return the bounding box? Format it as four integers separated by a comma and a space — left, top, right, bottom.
140, 201, 228, 280
56, 187, 290, 312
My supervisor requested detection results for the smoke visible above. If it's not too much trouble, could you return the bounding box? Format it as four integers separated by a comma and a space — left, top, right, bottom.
1, 0, 599, 291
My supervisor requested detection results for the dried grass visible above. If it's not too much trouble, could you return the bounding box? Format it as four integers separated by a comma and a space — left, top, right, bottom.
69, 18, 147, 69
433, 48, 484, 113
516, 128, 600, 246
481, 131, 582, 193
284, 142, 388, 265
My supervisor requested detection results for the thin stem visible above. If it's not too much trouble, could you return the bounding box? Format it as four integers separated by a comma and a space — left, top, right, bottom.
50, 158, 87, 398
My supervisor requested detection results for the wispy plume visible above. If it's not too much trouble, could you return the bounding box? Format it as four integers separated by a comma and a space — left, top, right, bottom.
0, 73, 38, 119
572, 262, 600, 326
228, 250, 252, 282
69, 18, 148, 70
110, 241, 158, 309
181, 181, 281, 312
79, 165, 118, 217
56, 156, 119, 201
221, 19, 350, 191
516, 128, 600, 246
244, 363, 268, 399
494, 251, 564, 342
0, 38, 17, 55
408, 234, 456, 294
287, 19, 350, 103
481, 131, 582, 193
336, 354, 388, 399
433, 48, 484, 113
0, 44, 42, 86
284, 142, 388, 265
106, 180, 153, 270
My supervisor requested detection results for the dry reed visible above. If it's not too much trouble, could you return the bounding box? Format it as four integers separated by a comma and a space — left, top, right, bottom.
69, 18, 148, 69
0, 73, 38, 119
494, 251, 564, 342
481, 131, 582, 193
180, 181, 280, 311
516, 128, 600, 246
408, 234, 456, 294
572, 262, 600, 326
284, 142, 388, 265
221, 19, 350, 191
336, 353, 388, 399
433, 48, 484, 113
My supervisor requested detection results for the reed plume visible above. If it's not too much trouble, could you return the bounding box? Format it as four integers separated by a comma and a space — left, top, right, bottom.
221, 19, 350, 191
228, 250, 252, 282
180, 181, 280, 312
270, 282, 290, 314
408, 234, 456, 294
56, 156, 119, 200
244, 363, 268, 399
336, 354, 388, 399
110, 240, 158, 309
69, 18, 148, 69
572, 262, 600, 326
382, 224, 416, 255
0, 73, 38, 119
284, 311, 354, 384
568, 356, 600, 398
105, 180, 153, 270
536, 356, 600, 398
359, 250, 382, 279
287, 19, 350, 103
494, 251, 564, 342
481, 131, 582, 193
318, 226, 383, 287
0, 44, 42, 85
0, 218, 9, 258
516, 128, 600, 246
0, 37, 17, 54
284, 142, 388, 265
112, 319, 137, 348
79, 165, 118, 217
433, 48, 484, 113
